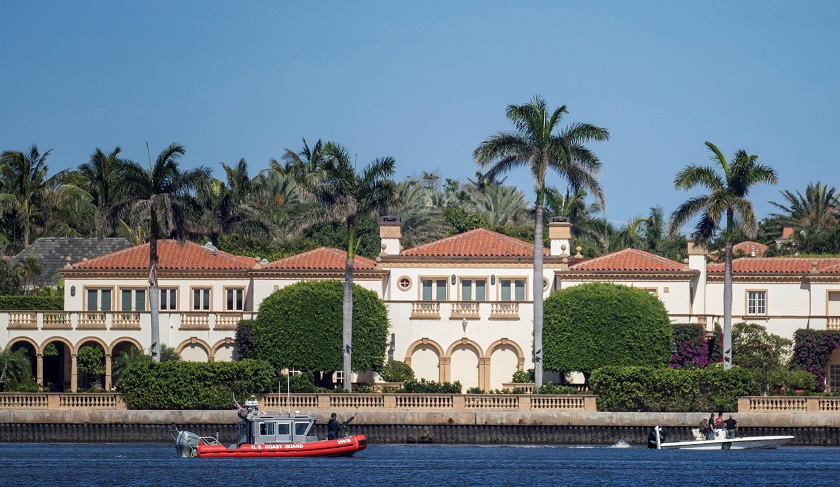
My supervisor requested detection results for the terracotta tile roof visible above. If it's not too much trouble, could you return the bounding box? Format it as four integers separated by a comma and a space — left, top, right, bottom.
569, 248, 686, 272
401, 228, 545, 257
71, 240, 257, 270
732, 241, 768, 257
264, 247, 377, 270
707, 258, 840, 274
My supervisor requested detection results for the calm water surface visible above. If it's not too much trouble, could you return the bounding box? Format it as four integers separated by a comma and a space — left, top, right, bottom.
0, 443, 836, 486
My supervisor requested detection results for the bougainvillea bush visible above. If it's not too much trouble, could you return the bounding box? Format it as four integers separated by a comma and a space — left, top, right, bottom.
792, 330, 840, 391
670, 323, 710, 368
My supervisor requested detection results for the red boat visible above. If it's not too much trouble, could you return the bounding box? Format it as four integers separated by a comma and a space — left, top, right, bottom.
173, 399, 367, 458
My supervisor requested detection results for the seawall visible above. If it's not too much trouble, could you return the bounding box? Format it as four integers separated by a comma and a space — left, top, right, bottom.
1, 410, 837, 446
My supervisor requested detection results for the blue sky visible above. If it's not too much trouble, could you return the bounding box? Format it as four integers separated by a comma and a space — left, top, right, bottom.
2, 1, 838, 232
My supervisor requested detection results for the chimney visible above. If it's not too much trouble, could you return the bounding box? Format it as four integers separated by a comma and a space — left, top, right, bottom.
548, 217, 571, 256
379, 215, 403, 256
781, 225, 794, 239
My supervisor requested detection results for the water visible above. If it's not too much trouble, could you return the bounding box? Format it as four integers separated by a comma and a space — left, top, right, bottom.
0, 443, 837, 486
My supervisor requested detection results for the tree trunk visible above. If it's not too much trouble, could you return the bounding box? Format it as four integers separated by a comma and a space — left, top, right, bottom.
343, 256, 354, 392
533, 203, 544, 388
723, 241, 733, 370
149, 222, 161, 363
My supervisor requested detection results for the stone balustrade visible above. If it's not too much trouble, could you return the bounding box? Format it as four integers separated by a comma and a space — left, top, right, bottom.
738, 395, 840, 413
0, 393, 126, 410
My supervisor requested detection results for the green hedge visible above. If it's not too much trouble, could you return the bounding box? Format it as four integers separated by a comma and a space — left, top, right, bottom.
118, 359, 278, 409
0, 295, 63, 310
590, 365, 757, 412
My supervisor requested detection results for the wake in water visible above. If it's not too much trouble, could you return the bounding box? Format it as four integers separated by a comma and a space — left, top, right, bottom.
610, 440, 632, 448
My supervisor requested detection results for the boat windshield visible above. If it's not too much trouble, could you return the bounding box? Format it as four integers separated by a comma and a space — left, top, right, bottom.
295, 421, 311, 437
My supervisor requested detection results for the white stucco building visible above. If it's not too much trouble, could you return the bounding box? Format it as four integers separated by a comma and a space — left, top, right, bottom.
3, 217, 840, 392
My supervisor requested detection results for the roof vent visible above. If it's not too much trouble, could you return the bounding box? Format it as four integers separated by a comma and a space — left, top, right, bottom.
550, 216, 570, 223
204, 242, 218, 251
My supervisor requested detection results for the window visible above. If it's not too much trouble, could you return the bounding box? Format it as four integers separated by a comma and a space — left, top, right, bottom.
295, 422, 311, 436
460, 279, 486, 301
120, 288, 146, 311
259, 422, 275, 436
500, 279, 526, 301
421, 278, 448, 301
747, 290, 767, 315
830, 365, 840, 393
86, 288, 112, 311
226, 288, 244, 311
192, 288, 211, 311
276, 422, 290, 435
397, 276, 412, 291
160, 288, 177, 311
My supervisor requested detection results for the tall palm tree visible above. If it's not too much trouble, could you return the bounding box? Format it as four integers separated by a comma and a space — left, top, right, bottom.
68, 147, 127, 239
473, 96, 609, 387
273, 138, 327, 200
0, 145, 59, 247
468, 180, 530, 226
769, 182, 840, 253
296, 142, 396, 391
669, 141, 777, 369
116, 143, 210, 362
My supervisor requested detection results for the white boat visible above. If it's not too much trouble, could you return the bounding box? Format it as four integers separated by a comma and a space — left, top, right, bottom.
650, 425, 794, 450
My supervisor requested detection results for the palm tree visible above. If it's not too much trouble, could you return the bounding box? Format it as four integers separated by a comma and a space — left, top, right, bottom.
296, 142, 396, 391
68, 147, 127, 239
468, 180, 530, 226
273, 138, 327, 200
669, 141, 777, 369
473, 96, 609, 387
0, 145, 60, 247
769, 182, 840, 253
0, 348, 32, 390
116, 143, 210, 362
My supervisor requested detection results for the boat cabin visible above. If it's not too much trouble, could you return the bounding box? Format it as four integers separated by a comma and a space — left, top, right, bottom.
236, 400, 320, 446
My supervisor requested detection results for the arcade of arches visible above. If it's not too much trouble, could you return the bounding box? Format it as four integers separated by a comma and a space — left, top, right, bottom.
5, 336, 236, 392
404, 337, 525, 391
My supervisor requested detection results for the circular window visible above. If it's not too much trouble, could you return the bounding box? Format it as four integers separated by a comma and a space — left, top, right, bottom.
397, 276, 412, 292
543, 277, 550, 291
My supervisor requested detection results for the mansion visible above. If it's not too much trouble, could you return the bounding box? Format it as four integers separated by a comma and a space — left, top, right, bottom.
3, 217, 840, 393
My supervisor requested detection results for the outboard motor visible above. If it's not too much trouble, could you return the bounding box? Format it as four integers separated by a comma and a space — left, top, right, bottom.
647, 426, 667, 449
175, 430, 201, 458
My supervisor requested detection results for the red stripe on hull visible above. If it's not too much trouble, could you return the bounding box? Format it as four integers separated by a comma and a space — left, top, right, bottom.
197, 435, 367, 458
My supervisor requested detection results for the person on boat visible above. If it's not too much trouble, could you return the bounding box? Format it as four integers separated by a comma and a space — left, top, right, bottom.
714, 412, 724, 430
724, 415, 738, 439
699, 417, 713, 440
328, 413, 341, 440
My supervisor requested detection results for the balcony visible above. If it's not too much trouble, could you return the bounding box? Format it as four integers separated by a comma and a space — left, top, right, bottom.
490, 302, 520, 320
411, 301, 441, 319
450, 302, 480, 320
180, 312, 210, 330
77, 312, 107, 330
214, 312, 244, 330
7, 312, 37, 329
828, 317, 840, 330
112, 312, 141, 330
43, 312, 72, 330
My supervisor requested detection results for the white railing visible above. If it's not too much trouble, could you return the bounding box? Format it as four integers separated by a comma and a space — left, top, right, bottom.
410, 301, 441, 319
180, 312, 210, 330
43, 312, 71, 329
490, 302, 519, 319
450, 302, 480, 319
827, 317, 840, 330
78, 312, 107, 329
215, 312, 244, 330
7, 312, 37, 329
112, 312, 141, 329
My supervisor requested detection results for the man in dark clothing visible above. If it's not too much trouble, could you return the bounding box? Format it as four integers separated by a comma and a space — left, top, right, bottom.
724, 415, 738, 439
327, 413, 341, 440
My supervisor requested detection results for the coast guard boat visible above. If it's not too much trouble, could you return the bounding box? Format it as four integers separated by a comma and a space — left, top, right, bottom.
172, 399, 367, 458
649, 425, 793, 450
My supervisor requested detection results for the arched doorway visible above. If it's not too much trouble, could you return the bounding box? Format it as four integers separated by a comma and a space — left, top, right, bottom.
448, 341, 481, 391
110, 340, 143, 390
2, 340, 37, 391
487, 342, 521, 391
76, 339, 107, 391
177, 339, 210, 362
406, 339, 443, 383
42, 339, 71, 392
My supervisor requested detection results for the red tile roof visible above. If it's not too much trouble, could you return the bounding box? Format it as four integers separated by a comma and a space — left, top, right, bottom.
401, 228, 545, 257
707, 258, 840, 274
264, 247, 377, 270
570, 248, 686, 272
71, 240, 257, 270
732, 241, 768, 257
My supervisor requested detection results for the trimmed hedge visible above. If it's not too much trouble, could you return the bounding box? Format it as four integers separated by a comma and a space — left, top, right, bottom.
590, 365, 757, 412
544, 282, 672, 376
118, 359, 278, 409
0, 295, 63, 310
251, 280, 389, 374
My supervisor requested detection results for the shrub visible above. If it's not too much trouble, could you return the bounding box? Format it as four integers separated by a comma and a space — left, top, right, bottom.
0, 295, 62, 310
466, 386, 484, 394
380, 360, 415, 382
768, 368, 817, 394
671, 323, 710, 368
590, 365, 756, 412
544, 282, 673, 378
792, 329, 840, 391
234, 319, 257, 360
536, 382, 582, 395
398, 379, 462, 394
511, 369, 533, 383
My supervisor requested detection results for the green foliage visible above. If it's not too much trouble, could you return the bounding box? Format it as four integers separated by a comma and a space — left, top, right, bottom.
442, 207, 489, 233
398, 379, 462, 394
768, 368, 817, 394
536, 382, 583, 395
218, 234, 318, 262
466, 386, 485, 394
251, 281, 389, 375
76, 345, 105, 376
511, 369, 533, 383
544, 282, 673, 376
591, 365, 756, 412
304, 215, 382, 260
235, 319, 257, 360
118, 359, 278, 409
380, 360, 415, 382
0, 295, 62, 310
732, 322, 793, 393
0, 348, 33, 389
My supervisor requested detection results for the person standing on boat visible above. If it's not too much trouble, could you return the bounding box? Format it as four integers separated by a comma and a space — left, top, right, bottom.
714, 412, 724, 430
700, 417, 713, 440
328, 413, 341, 440
724, 415, 738, 439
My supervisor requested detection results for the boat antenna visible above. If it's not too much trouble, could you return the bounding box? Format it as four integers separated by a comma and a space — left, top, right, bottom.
287, 370, 292, 416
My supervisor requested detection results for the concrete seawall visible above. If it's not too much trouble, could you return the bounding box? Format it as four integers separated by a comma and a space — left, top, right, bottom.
1, 409, 837, 446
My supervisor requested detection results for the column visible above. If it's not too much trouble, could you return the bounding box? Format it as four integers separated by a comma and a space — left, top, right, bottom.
478, 358, 491, 391
439, 357, 451, 383
70, 353, 78, 392
104, 353, 112, 390
36, 353, 44, 385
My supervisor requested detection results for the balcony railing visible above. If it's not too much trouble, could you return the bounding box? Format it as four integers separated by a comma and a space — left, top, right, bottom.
180, 313, 210, 330
410, 302, 441, 319
828, 317, 840, 330
738, 396, 840, 413
1, 310, 255, 333
7, 312, 37, 329
43, 312, 72, 330
112, 312, 141, 329
77, 312, 107, 329
450, 302, 480, 320
215, 312, 244, 330
490, 302, 520, 320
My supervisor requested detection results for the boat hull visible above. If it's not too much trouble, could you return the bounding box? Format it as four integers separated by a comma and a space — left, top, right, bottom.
196, 435, 367, 458
658, 435, 794, 450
